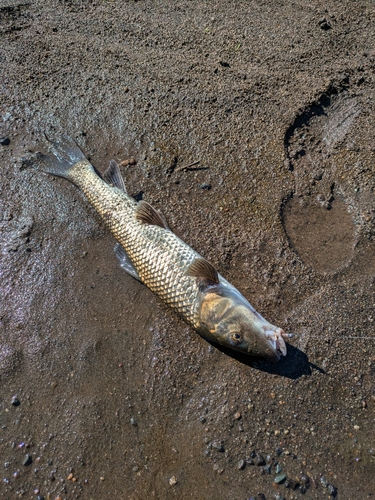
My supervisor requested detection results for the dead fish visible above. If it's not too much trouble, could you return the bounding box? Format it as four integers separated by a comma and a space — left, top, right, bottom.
35, 135, 288, 362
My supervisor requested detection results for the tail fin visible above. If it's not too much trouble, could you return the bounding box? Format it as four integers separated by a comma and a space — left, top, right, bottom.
35, 135, 93, 183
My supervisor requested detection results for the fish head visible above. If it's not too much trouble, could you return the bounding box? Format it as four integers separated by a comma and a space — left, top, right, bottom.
198, 285, 287, 362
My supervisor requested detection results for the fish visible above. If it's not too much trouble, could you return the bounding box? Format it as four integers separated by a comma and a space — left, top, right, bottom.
35, 135, 288, 362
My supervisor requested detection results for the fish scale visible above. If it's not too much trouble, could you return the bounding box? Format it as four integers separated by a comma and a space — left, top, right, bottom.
74, 161, 202, 328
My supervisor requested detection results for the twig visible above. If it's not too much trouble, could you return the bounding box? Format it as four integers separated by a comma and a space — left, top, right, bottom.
174, 160, 201, 172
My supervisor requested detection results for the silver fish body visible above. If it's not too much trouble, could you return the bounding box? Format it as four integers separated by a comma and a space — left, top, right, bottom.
36, 136, 287, 361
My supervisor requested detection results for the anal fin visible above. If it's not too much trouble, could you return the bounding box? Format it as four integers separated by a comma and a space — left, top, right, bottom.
103, 160, 127, 192
114, 243, 141, 282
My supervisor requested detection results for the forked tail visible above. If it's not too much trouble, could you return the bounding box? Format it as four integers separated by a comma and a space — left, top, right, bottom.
35, 135, 94, 185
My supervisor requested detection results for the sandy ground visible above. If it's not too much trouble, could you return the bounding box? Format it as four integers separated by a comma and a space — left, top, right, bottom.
1, 1, 375, 499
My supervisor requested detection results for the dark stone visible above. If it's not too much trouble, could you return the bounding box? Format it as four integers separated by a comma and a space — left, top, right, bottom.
0, 137, 10, 146
327, 484, 337, 497
22, 454, 32, 466
219, 61, 230, 67
319, 18, 331, 30
255, 453, 265, 466
212, 441, 224, 452
264, 464, 271, 474
11, 397, 20, 407
200, 183, 211, 190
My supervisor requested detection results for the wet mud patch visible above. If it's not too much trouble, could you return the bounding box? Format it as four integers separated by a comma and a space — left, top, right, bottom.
282, 195, 354, 273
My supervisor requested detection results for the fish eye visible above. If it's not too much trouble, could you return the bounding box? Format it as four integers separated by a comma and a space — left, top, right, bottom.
230, 332, 242, 345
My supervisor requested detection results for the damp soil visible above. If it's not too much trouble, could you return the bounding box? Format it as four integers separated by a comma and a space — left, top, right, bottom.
1, 1, 375, 499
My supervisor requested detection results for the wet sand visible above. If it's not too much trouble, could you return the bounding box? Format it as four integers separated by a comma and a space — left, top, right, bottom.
1, 1, 375, 499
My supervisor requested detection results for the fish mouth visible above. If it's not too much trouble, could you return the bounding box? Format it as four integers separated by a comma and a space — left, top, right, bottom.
263, 327, 287, 360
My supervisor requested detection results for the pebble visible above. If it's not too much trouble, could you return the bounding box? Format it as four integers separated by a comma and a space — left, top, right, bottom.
237, 459, 245, 470
320, 475, 329, 487
234, 411, 241, 420
255, 453, 265, 466
300, 475, 309, 485
264, 464, 271, 474
130, 417, 137, 426
11, 396, 20, 407
246, 457, 254, 465
169, 475, 177, 486
199, 416, 206, 423
275, 447, 283, 456
36, 496, 45, 500
275, 463, 282, 473
327, 484, 337, 497
200, 183, 211, 190
212, 441, 224, 452
129, 157, 136, 165
285, 478, 299, 490
274, 474, 287, 484
0, 137, 10, 146
22, 454, 32, 466
13, 471, 20, 478
257, 494, 266, 500
275, 495, 286, 500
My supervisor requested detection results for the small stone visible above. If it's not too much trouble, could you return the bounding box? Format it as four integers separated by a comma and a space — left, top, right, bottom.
100, 476, 105, 481
275, 463, 282, 473
11, 397, 20, 407
257, 494, 266, 500
274, 495, 286, 500
130, 417, 137, 426
22, 454, 32, 467
36, 496, 45, 500
124, 86, 129, 93
200, 183, 211, 190
13, 471, 20, 478
275, 446, 283, 456
264, 464, 271, 474
129, 157, 136, 165
300, 475, 309, 485
354, 425, 360, 430
246, 457, 254, 465
234, 411, 241, 420
219, 61, 230, 67
237, 459, 245, 470
169, 475, 177, 486
132, 466, 139, 472
250, 450, 256, 459
327, 484, 337, 497
199, 416, 206, 423
0, 137, 10, 146
212, 441, 224, 452
320, 475, 329, 487
274, 474, 287, 484
67, 473, 73, 480
255, 453, 265, 466
319, 17, 331, 30
285, 478, 299, 490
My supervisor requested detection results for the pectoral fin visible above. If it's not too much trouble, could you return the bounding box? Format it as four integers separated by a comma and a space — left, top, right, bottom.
114, 243, 141, 282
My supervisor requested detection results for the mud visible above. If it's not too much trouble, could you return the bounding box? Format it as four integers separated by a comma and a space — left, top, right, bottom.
1, 1, 375, 499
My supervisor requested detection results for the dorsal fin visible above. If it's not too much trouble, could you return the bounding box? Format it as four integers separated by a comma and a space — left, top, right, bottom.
135, 200, 169, 229
103, 160, 127, 192
186, 257, 219, 284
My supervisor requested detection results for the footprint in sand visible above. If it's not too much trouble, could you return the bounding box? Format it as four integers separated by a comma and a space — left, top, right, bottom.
282, 87, 362, 273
